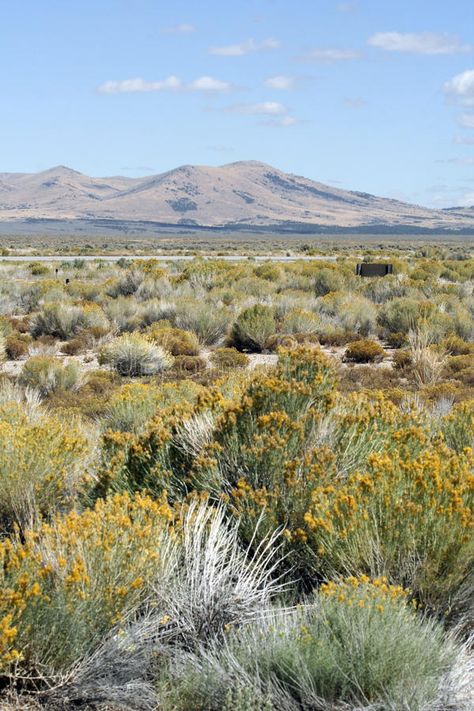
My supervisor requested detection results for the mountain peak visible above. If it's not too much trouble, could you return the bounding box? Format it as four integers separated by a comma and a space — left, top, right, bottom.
0, 161, 473, 232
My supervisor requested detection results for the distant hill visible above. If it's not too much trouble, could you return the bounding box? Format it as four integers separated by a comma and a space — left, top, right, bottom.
1, 161, 474, 234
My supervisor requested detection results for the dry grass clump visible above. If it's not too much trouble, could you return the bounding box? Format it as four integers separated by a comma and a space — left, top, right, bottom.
408, 328, 448, 386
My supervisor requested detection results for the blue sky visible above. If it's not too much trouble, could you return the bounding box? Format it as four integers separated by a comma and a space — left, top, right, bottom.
2, 0, 474, 207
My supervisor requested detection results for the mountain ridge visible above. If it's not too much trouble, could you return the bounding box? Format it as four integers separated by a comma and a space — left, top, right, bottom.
0, 161, 473, 233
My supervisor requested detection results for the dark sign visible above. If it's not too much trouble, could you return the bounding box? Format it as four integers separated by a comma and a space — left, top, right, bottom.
356, 263, 393, 277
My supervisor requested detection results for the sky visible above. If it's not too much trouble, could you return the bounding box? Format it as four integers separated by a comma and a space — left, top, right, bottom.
2, 0, 474, 208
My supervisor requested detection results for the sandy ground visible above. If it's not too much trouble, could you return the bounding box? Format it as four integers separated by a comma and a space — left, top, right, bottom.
1, 342, 397, 379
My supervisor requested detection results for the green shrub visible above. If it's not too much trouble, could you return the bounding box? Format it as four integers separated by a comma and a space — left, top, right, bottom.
147, 325, 200, 356
29, 263, 50, 276
317, 292, 377, 336
231, 304, 276, 352
175, 301, 231, 345
99, 334, 173, 377
314, 267, 344, 296
378, 297, 427, 334
280, 307, 320, 334
19, 356, 87, 396
210, 347, 249, 370
344, 339, 386, 363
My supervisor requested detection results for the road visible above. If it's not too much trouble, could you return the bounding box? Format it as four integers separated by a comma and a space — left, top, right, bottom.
0, 254, 338, 263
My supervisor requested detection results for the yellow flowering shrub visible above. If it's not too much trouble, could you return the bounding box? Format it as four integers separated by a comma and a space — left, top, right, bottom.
0, 492, 174, 673
224, 377, 473, 611
194, 346, 336, 492
0, 402, 95, 533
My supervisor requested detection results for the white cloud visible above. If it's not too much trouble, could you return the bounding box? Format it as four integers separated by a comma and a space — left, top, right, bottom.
98, 76, 182, 94
300, 48, 361, 62
162, 23, 196, 34
444, 70, 474, 106
187, 76, 232, 91
368, 32, 471, 55
98, 76, 232, 94
457, 112, 474, 128
224, 101, 287, 115
209, 38, 280, 56
264, 75, 296, 90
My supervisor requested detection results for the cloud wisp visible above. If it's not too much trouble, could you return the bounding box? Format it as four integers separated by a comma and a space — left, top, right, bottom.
98, 76, 233, 94
299, 48, 362, 63
264, 75, 297, 90
208, 38, 280, 56
222, 101, 287, 115
260, 115, 299, 127
368, 32, 471, 55
162, 23, 196, 35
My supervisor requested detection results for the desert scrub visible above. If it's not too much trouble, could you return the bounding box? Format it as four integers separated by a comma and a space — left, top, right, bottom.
0, 401, 96, 532
439, 400, 474, 453
162, 578, 458, 711
225, 386, 474, 605
377, 297, 432, 334
301, 442, 474, 613
147, 324, 200, 356
99, 333, 173, 376
30, 302, 109, 339
194, 346, 337, 498
5, 334, 31, 360
231, 304, 276, 352
280, 307, 320, 334
316, 292, 377, 336
173, 354, 208, 375
344, 338, 386, 363
174, 300, 231, 345
393, 348, 412, 369
313, 266, 344, 295
0, 492, 174, 676
103, 380, 204, 434
19, 356, 87, 396
209, 347, 249, 370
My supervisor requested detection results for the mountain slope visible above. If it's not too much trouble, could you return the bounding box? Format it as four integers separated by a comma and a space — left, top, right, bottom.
0, 161, 473, 232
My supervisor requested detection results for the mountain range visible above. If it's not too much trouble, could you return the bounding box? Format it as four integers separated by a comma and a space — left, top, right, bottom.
1, 161, 473, 234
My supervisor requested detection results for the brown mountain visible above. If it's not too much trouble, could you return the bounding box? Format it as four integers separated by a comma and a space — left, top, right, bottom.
0, 161, 473, 233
